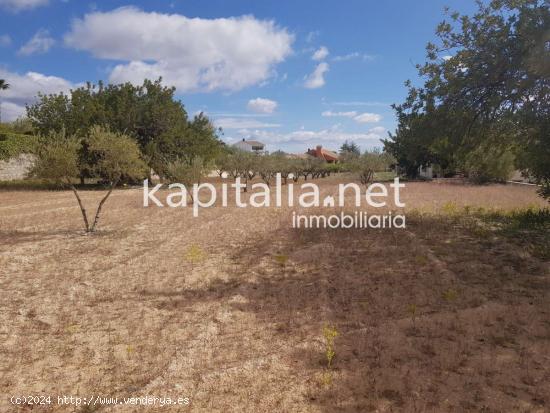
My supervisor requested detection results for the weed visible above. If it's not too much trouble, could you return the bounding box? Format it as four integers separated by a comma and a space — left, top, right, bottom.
442, 288, 458, 302
185, 244, 206, 267
65, 324, 80, 334
319, 370, 333, 386
407, 304, 418, 329
470, 223, 491, 238
323, 325, 338, 368
274, 254, 289, 267
441, 201, 459, 216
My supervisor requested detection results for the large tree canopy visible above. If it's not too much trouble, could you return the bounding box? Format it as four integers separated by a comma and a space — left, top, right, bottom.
384, 0, 550, 195
26, 78, 224, 174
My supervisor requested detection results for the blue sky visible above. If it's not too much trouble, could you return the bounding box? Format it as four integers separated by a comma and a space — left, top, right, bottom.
0, 0, 476, 153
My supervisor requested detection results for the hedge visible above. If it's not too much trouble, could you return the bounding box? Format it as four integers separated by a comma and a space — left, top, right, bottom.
0, 130, 38, 160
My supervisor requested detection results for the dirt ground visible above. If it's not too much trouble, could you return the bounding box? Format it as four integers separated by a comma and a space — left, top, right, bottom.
0, 178, 549, 412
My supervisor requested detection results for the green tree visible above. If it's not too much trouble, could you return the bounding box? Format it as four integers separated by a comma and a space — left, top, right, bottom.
464, 143, 515, 184
340, 140, 360, 156
164, 157, 207, 202
31, 127, 147, 232
27, 79, 223, 176
26, 79, 187, 143
384, 0, 550, 196
214, 146, 240, 179
148, 112, 222, 178
339, 140, 361, 166
351, 150, 394, 186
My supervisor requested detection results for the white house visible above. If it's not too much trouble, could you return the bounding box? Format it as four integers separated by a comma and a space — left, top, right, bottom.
418, 164, 434, 179
233, 139, 266, 154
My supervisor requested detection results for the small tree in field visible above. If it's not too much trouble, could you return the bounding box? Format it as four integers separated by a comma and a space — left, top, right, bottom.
290, 159, 305, 182
31, 127, 147, 232
352, 150, 394, 186
164, 156, 206, 202
258, 155, 277, 186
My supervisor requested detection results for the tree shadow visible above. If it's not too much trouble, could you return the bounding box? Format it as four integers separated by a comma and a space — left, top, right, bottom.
137, 217, 550, 411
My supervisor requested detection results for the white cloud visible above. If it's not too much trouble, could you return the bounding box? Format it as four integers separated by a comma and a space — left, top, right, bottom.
322, 110, 357, 118
304, 62, 329, 89
333, 52, 374, 62
0, 101, 26, 121
0, 69, 74, 121
18, 29, 55, 56
215, 118, 281, 130
353, 112, 382, 123
368, 126, 387, 134
312, 46, 329, 61
0, 0, 48, 11
247, 97, 278, 114
322, 110, 382, 123
333, 100, 389, 107
237, 126, 385, 147
0, 34, 12, 47
64, 7, 293, 93
305, 31, 319, 43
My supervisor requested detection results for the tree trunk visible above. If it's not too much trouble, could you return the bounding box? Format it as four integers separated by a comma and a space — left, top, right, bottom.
69, 184, 90, 232
90, 179, 119, 232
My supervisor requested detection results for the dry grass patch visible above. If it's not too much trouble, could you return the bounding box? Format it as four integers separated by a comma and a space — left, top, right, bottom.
0, 180, 548, 412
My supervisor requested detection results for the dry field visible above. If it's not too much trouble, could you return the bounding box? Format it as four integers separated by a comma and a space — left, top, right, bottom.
0, 178, 549, 412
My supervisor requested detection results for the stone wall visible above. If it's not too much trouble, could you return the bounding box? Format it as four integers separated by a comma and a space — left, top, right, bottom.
0, 153, 35, 181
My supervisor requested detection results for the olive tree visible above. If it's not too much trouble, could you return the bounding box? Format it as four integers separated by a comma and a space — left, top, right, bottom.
258, 155, 277, 186
352, 150, 394, 186
31, 126, 147, 232
164, 157, 207, 202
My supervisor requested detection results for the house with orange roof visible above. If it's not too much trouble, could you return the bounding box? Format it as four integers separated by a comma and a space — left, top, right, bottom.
306, 145, 339, 163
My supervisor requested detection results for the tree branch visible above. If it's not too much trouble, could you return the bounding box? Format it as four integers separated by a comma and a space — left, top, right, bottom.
90, 178, 119, 232
69, 183, 90, 232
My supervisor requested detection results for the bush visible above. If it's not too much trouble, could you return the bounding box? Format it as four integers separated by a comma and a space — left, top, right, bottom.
0, 128, 38, 160
463, 145, 515, 184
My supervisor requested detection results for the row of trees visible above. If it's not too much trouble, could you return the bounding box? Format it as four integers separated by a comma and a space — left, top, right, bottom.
214, 150, 340, 189
212, 146, 394, 191
383, 0, 549, 198
30, 134, 393, 232
4, 76, 395, 232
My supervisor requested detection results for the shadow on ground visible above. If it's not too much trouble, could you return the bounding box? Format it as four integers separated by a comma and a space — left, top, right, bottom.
139, 214, 550, 412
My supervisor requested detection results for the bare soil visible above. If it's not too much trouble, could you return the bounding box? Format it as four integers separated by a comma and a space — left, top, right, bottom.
0, 179, 548, 412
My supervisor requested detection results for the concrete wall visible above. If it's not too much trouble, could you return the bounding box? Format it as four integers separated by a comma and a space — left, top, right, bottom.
0, 153, 35, 181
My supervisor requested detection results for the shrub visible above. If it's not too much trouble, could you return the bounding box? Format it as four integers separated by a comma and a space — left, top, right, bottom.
463, 145, 515, 184
322, 325, 338, 368
0, 129, 38, 160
